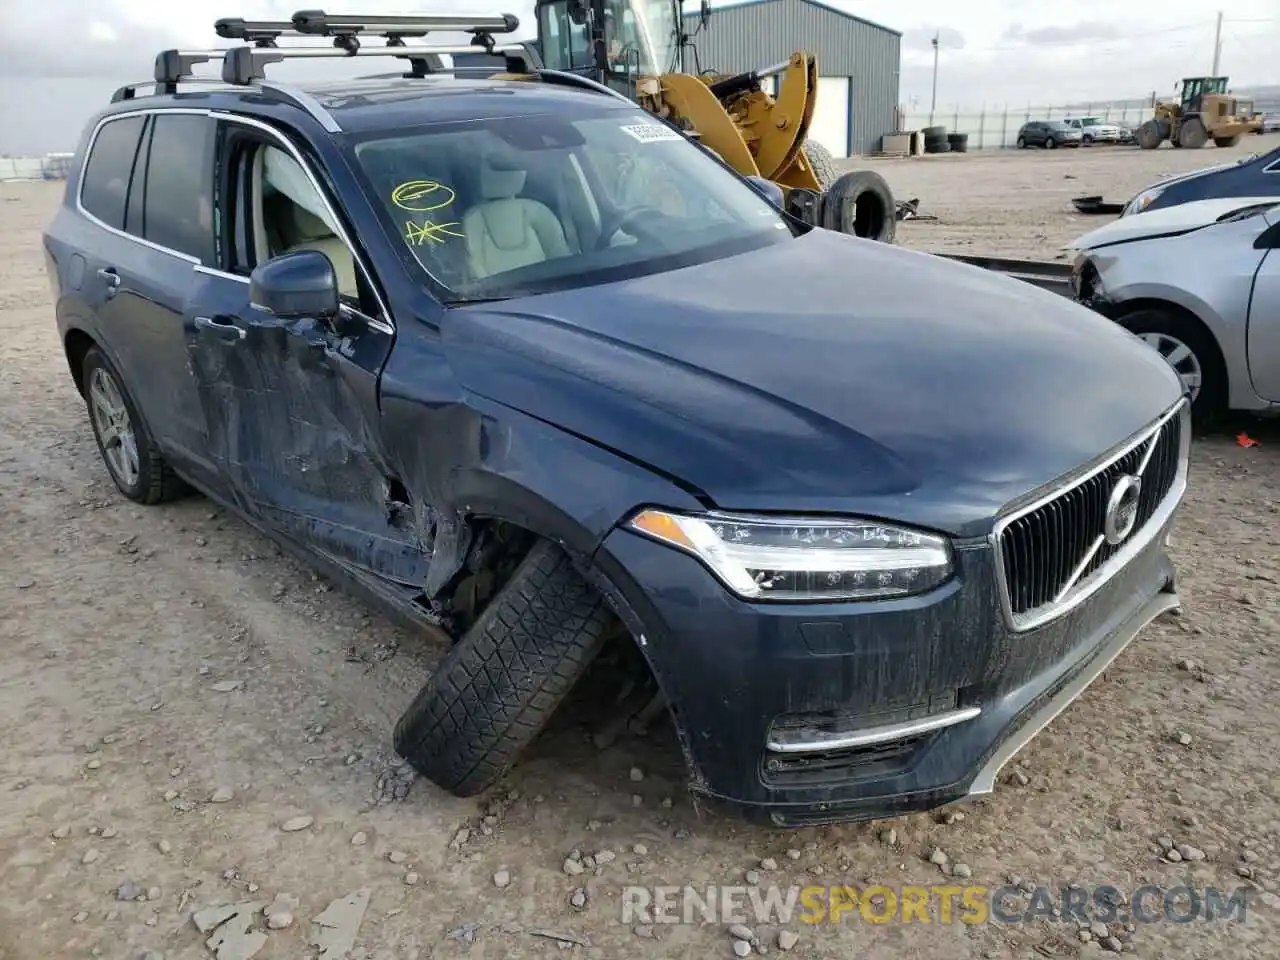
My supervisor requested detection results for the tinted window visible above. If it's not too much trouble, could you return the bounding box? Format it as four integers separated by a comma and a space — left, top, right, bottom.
79, 115, 146, 231
143, 114, 216, 263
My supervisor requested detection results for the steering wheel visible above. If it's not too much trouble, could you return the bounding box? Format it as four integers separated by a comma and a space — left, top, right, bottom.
594, 205, 667, 249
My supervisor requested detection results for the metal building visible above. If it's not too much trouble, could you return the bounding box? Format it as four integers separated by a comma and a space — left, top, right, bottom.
682, 0, 901, 157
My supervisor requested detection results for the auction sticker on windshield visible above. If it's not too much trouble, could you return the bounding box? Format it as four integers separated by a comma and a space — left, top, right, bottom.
620, 123, 684, 143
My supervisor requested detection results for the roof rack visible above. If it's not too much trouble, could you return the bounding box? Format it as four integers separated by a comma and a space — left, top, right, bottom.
114, 9, 624, 117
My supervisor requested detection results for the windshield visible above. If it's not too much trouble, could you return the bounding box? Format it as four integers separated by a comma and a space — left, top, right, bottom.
350, 108, 790, 302
538, 0, 680, 76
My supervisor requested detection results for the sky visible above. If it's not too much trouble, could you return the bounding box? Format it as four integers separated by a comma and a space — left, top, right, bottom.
0, 0, 1277, 154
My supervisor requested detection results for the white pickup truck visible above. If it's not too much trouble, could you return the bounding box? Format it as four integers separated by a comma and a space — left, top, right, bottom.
1062, 115, 1130, 145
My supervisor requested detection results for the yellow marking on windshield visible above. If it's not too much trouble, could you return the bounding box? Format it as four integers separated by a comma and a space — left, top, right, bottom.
392, 179, 457, 213
405, 219, 465, 246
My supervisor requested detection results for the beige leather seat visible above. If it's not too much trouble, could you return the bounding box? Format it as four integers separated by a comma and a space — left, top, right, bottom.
463, 157, 571, 280
282, 204, 359, 299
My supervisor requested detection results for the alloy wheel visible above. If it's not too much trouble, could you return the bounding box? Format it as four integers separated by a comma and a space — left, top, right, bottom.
88, 365, 140, 488
1137, 331, 1203, 402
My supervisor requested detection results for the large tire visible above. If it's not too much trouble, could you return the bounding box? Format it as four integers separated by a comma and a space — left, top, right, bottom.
1115, 307, 1227, 425
947, 132, 968, 153
801, 139, 838, 192
81, 346, 188, 505
1136, 120, 1164, 150
1178, 118, 1208, 149
1213, 135, 1240, 148
394, 539, 614, 796
921, 125, 946, 139
924, 139, 951, 154
820, 169, 896, 243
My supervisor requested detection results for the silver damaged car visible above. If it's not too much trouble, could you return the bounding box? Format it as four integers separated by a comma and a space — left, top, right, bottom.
1072, 199, 1280, 422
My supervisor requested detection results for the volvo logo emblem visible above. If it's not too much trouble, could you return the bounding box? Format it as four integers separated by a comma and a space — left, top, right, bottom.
1104, 475, 1143, 546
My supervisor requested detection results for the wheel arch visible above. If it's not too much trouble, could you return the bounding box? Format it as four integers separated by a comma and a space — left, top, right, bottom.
63, 326, 99, 397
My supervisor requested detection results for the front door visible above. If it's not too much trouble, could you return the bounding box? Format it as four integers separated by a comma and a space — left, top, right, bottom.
186, 124, 433, 591
1247, 244, 1280, 402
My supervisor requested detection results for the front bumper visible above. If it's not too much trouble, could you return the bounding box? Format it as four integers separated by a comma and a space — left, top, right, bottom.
592, 509, 1179, 827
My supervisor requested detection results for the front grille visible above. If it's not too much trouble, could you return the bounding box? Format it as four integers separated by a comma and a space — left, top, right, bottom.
996, 402, 1186, 629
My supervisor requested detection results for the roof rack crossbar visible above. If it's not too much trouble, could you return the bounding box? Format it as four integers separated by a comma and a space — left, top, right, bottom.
218, 40, 531, 84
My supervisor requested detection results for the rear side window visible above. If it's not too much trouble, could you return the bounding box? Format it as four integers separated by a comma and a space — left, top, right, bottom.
79, 116, 146, 231
142, 114, 217, 264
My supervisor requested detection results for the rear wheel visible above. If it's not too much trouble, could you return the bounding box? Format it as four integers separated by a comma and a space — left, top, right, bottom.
394, 538, 614, 796
1016, 136, 1027, 149
1115, 308, 1226, 424
800, 139, 838, 192
82, 347, 187, 504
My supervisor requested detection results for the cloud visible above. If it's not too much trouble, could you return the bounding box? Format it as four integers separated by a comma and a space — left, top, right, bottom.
1001, 20, 1122, 46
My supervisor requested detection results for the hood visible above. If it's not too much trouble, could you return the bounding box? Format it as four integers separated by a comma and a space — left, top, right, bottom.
1069, 197, 1280, 251
442, 230, 1183, 538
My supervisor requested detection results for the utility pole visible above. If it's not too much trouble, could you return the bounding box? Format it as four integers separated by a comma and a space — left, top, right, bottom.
929, 32, 939, 126
1211, 10, 1223, 75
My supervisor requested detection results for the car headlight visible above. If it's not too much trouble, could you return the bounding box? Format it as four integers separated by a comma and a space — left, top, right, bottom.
627, 509, 954, 602
1122, 186, 1164, 216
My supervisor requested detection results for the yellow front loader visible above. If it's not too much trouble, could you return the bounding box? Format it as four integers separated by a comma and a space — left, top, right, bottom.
1136, 76, 1263, 149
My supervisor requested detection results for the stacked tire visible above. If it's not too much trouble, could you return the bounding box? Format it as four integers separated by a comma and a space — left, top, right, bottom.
922, 126, 950, 154
947, 132, 968, 153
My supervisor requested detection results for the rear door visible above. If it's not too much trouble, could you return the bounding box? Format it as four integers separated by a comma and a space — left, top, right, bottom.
76, 109, 222, 487
184, 118, 432, 590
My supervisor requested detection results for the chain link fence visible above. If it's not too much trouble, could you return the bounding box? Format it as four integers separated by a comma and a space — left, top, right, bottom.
0, 154, 73, 182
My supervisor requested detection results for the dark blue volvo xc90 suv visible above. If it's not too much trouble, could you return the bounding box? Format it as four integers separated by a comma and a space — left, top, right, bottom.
43, 27, 1189, 826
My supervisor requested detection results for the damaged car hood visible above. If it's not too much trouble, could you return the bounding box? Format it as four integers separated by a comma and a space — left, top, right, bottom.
1070, 197, 1280, 251
442, 229, 1183, 537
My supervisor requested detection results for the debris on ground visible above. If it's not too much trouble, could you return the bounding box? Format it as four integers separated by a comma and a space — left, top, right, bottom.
896, 197, 939, 222
1071, 195, 1126, 215
529, 928, 591, 947
309, 888, 371, 957
191, 901, 267, 960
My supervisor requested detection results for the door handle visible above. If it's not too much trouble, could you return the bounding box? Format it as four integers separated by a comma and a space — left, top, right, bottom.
97, 267, 120, 298
194, 315, 247, 342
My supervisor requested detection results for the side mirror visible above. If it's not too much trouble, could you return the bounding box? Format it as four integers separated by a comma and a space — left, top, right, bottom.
249, 250, 340, 321
700, 0, 711, 27
567, 0, 588, 25
744, 175, 784, 208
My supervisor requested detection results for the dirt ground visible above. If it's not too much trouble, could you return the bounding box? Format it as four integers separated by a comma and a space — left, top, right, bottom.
3, 137, 1280, 960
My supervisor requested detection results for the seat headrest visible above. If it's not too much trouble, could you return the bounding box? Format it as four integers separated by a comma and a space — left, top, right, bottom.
479, 153, 527, 200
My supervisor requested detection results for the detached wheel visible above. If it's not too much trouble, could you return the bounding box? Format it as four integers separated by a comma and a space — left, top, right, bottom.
394, 538, 613, 796
1116, 308, 1226, 424
82, 347, 187, 504
820, 169, 896, 243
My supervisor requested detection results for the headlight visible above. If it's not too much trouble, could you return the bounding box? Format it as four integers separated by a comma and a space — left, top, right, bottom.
1122, 186, 1164, 216
627, 509, 954, 602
